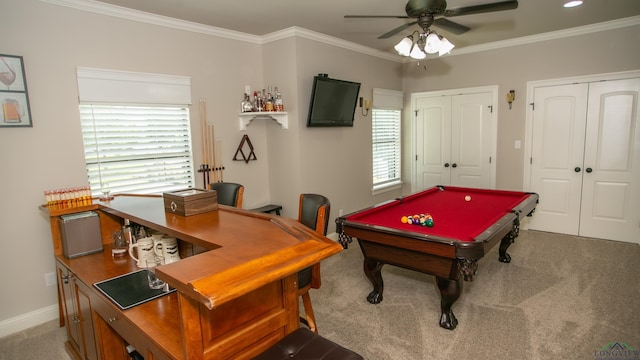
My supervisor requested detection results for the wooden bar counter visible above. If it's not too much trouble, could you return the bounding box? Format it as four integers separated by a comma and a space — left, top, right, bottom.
43, 195, 342, 360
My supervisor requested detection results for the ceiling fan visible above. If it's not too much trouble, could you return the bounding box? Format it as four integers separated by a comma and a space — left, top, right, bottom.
345, 0, 519, 39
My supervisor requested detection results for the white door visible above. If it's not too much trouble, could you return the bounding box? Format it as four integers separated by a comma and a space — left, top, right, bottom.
414, 92, 495, 191
528, 84, 589, 235
528, 78, 640, 243
579, 78, 640, 242
451, 93, 494, 188
415, 96, 451, 189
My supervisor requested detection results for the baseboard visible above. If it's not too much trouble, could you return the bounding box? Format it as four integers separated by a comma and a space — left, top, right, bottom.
0, 304, 59, 338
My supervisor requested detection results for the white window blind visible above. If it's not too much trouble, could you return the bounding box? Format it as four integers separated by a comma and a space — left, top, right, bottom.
77, 67, 194, 197
372, 109, 402, 190
80, 104, 195, 196
372, 88, 403, 193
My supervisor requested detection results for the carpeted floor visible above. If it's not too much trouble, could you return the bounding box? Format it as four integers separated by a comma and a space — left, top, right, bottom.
1, 230, 638, 360
313, 230, 640, 360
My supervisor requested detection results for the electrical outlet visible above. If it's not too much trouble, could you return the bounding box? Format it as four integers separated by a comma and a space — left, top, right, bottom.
44, 272, 56, 287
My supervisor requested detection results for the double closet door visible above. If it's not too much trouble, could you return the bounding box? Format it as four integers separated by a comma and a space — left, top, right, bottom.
413, 90, 496, 191
527, 77, 640, 243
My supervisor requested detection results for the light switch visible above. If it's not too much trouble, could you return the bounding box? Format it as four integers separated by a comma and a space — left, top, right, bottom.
515, 140, 521, 149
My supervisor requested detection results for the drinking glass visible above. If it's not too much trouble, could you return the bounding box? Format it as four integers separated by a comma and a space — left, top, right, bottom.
145, 258, 166, 290
111, 230, 127, 257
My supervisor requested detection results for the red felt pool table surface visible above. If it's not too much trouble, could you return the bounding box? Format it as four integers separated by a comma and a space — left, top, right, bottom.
344, 186, 533, 242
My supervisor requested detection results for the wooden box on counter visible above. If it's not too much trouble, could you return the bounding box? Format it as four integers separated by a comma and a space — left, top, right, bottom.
163, 188, 218, 216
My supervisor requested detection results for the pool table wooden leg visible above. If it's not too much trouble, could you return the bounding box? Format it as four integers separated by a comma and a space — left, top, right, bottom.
363, 259, 384, 304
436, 276, 462, 330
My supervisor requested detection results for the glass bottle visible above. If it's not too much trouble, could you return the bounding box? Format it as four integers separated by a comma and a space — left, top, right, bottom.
274, 87, 284, 112
241, 93, 253, 112
264, 92, 274, 112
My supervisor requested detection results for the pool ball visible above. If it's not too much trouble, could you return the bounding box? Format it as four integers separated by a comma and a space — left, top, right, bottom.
401, 216, 408, 223
426, 219, 434, 227
465, 195, 471, 201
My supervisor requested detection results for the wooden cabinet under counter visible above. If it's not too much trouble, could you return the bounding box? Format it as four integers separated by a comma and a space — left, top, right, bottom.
43, 194, 342, 360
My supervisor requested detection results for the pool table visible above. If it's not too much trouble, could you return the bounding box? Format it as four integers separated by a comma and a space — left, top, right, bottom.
335, 185, 538, 330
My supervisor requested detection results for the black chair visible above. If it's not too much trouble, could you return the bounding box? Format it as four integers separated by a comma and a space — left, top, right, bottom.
209, 182, 244, 208
252, 327, 363, 360
296, 193, 330, 334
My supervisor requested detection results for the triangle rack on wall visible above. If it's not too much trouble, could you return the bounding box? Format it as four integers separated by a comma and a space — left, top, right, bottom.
233, 135, 257, 164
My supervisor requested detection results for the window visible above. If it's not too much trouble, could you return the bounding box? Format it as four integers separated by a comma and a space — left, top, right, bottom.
79, 104, 194, 196
76, 67, 194, 196
372, 89, 404, 193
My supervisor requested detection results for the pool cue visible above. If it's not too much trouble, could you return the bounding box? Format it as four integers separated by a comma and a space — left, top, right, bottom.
198, 99, 209, 186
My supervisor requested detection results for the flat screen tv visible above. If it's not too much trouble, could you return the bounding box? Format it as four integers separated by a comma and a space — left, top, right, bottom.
307, 74, 361, 127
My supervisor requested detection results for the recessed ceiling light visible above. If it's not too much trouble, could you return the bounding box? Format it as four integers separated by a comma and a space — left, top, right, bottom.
564, 0, 583, 8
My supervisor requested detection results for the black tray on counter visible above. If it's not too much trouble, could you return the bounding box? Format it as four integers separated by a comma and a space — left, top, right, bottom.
94, 269, 175, 310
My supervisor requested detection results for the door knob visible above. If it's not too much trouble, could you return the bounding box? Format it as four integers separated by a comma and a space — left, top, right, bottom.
444, 163, 450, 168
586, 167, 593, 173
574, 167, 581, 172
452, 163, 458, 168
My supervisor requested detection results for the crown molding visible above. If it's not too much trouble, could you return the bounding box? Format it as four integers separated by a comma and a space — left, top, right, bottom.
450, 15, 640, 57
40, 0, 261, 43
41, 0, 640, 62
261, 27, 401, 62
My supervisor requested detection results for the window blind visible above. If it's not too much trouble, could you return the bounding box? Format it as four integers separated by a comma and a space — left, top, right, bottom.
372, 108, 401, 190
80, 104, 194, 196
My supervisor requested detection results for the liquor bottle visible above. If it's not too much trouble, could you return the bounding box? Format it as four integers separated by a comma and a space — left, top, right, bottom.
123, 218, 134, 245
274, 87, 284, 112
264, 91, 274, 112
256, 91, 264, 112
241, 93, 253, 112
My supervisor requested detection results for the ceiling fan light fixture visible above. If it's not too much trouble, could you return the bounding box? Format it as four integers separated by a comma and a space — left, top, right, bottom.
563, 0, 583, 8
438, 37, 455, 56
394, 35, 414, 56
409, 45, 427, 59
424, 32, 441, 54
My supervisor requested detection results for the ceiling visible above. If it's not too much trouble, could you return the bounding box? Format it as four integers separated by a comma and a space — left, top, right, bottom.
94, 0, 640, 55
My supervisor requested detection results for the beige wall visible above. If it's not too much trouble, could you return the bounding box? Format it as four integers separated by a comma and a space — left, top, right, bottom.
401, 25, 640, 191
0, 0, 638, 334
0, 0, 400, 327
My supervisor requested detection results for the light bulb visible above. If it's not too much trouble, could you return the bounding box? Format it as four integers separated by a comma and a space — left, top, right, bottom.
394, 36, 413, 56
409, 46, 426, 59
424, 33, 441, 54
438, 38, 455, 56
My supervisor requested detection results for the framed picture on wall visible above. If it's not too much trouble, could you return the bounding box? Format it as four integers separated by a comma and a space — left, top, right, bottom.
0, 54, 32, 127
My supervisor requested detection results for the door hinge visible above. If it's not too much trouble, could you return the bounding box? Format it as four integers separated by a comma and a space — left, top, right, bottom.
488, 105, 493, 113
415, 155, 418, 161
414, 110, 419, 117
530, 157, 533, 164
530, 102, 535, 110
489, 156, 492, 164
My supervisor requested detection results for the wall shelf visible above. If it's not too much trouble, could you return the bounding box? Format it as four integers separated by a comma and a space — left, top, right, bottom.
239, 112, 288, 130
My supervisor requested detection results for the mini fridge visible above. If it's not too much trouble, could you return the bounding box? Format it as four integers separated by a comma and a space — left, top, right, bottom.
59, 211, 103, 258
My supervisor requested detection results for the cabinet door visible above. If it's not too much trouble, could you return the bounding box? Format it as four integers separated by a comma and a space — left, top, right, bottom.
74, 278, 98, 360
57, 262, 84, 358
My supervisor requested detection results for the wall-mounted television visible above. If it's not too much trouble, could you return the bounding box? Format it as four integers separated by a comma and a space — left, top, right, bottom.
306, 74, 361, 127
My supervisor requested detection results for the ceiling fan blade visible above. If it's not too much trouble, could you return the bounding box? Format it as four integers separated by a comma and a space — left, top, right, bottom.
378, 21, 418, 39
444, 0, 518, 17
345, 15, 411, 19
433, 18, 470, 35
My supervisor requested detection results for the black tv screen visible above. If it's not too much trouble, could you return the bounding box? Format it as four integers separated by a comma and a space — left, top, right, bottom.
307, 74, 361, 127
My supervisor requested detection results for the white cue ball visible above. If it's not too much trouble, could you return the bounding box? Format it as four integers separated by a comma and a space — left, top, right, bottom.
465, 195, 471, 201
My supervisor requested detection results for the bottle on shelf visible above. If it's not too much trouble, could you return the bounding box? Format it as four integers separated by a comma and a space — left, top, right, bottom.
274, 87, 284, 112
264, 91, 274, 112
241, 93, 253, 113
